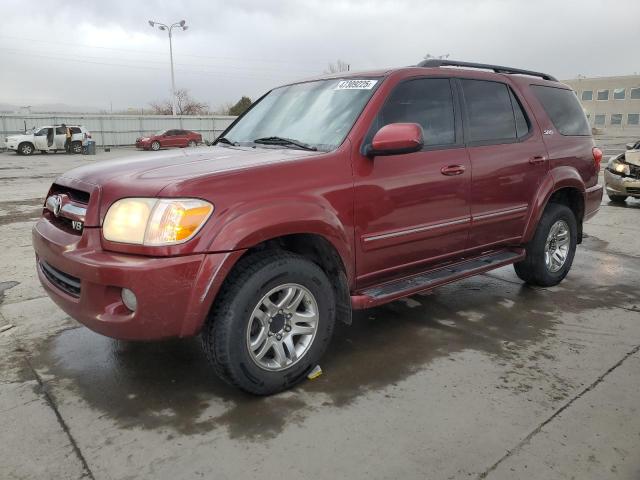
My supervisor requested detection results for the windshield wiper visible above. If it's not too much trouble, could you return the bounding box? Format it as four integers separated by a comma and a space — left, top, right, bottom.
253, 136, 317, 151
215, 136, 237, 146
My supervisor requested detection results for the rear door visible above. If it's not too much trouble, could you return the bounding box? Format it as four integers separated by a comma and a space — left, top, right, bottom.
173, 129, 189, 147
54, 126, 67, 149
459, 78, 548, 250
354, 77, 471, 286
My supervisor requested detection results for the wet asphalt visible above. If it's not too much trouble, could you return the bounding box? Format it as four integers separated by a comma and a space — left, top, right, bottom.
1, 145, 639, 479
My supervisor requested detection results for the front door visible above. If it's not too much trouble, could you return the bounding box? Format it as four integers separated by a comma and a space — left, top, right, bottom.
34, 127, 53, 150
354, 77, 471, 287
457, 78, 548, 249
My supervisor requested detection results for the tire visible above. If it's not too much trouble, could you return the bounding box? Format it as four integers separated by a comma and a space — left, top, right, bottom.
18, 142, 34, 156
151, 141, 160, 151
188, 140, 197, 148
202, 250, 336, 395
514, 203, 577, 287
608, 194, 627, 203
71, 142, 82, 154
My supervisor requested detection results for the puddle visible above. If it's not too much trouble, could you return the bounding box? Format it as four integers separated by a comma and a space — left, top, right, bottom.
33, 261, 640, 442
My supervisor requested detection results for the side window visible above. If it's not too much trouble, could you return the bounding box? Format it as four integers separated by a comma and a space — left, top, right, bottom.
531, 85, 591, 136
165, 130, 176, 136
70, 127, 81, 134
55, 126, 66, 134
509, 89, 530, 138
378, 78, 456, 146
460, 79, 517, 143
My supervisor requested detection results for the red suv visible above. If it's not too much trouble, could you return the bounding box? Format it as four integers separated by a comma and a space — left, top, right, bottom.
135, 129, 202, 150
33, 60, 602, 395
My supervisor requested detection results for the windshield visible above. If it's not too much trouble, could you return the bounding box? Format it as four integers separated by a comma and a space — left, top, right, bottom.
221, 78, 381, 151
154, 130, 167, 136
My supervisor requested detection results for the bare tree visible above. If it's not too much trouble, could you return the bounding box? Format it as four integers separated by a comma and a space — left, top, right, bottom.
325, 59, 350, 74
150, 89, 208, 115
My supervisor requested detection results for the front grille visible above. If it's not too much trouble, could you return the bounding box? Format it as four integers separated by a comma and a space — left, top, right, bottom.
49, 184, 90, 204
627, 187, 640, 195
39, 260, 81, 297
629, 164, 640, 180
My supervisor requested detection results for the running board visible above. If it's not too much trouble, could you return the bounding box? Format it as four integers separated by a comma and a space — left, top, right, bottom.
351, 249, 525, 309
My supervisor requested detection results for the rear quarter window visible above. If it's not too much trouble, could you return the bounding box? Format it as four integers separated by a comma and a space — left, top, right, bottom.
531, 85, 591, 136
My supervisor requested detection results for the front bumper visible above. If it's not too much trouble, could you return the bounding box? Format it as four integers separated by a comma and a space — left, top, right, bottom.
32, 217, 243, 340
135, 140, 151, 149
4, 140, 17, 151
604, 169, 640, 198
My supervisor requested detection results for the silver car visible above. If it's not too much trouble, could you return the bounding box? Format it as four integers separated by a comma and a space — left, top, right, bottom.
604, 140, 640, 203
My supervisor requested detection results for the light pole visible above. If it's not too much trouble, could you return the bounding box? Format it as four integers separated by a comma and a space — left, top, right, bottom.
148, 19, 189, 116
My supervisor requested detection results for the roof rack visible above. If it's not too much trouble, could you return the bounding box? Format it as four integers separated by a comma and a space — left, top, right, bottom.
417, 59, 558, 82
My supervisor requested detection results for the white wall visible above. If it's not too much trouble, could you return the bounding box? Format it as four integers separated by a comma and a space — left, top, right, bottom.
1, 114, 237, 146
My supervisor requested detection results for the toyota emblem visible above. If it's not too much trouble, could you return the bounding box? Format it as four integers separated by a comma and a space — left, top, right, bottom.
51, 195, 63, 217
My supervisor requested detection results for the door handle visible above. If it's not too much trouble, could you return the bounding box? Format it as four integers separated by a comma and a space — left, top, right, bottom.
528, 155, 546, 165
441, 164, 466, 176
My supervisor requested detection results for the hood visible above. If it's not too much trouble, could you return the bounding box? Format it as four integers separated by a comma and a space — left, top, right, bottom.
6, 134, 30, 141
56, 145, 323, 200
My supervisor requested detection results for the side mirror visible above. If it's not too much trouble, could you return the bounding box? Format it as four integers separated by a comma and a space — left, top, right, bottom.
367, 123, 424, 157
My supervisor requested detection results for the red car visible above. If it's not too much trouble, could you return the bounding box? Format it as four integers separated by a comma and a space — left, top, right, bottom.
33, 59, 602, 395
135, 129, 202, 150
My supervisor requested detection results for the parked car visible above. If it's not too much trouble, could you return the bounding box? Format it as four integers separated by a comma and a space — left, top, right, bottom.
135, 129, 202, 151
604, 145, 640, 203
33, 59, 602, 395
5, 125, 91, 155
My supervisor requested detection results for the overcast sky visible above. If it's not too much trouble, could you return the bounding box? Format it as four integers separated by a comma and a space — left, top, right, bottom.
1, 0, 638, 112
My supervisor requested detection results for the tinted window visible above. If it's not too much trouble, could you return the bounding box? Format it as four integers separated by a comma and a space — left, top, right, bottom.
531, 85, 591, 136
631, 88, 640, 100
55, 126, 66, 134
628, 114, 639, 125
597, 90, 609, 100
594, 114, 606, 126
509, 89, 530, 138
611, 114, 622, 125
70, 127, 81, 134
378, 78, 455, 146
581, 90, 593, 101
613, 88, 625, 100
461, 79, 516, 142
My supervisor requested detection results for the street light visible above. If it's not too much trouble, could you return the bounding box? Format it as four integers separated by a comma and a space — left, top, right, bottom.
148, 19, 189, 116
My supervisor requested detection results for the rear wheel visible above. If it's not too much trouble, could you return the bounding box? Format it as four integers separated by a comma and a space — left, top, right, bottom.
202, 251, 336, 395
514, 203, 577, 287
607, 194, 627, 203
151, 141, 160, 151
71, 141, 82, 154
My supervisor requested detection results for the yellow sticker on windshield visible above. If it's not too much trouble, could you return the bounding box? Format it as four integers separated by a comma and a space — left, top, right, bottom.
335, 80, 378, 90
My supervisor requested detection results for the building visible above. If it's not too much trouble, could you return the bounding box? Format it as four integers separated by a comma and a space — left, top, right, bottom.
562, 74, 640, 136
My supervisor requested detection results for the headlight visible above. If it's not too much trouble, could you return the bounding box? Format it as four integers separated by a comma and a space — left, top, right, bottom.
608, 158, 630, 176
103, 198, 214, 245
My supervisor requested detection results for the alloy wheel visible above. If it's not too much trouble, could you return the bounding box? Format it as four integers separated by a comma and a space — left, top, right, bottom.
246, 283, 319, 371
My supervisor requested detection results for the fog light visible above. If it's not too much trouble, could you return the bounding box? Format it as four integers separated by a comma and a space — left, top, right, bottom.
121, 288, 137, 312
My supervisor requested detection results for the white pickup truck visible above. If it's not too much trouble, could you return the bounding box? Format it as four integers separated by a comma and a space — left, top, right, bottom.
4, 125, 91, 155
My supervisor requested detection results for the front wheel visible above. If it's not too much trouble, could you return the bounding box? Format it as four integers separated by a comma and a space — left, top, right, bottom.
514, 203, 577, 287
202, 251, 336, 395
18, 142, 34, 156
188, 140, 197, 148
150, 141, 160, 151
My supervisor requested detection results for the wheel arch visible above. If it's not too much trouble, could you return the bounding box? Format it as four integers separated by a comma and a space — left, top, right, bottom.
523, 168, 586, 244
